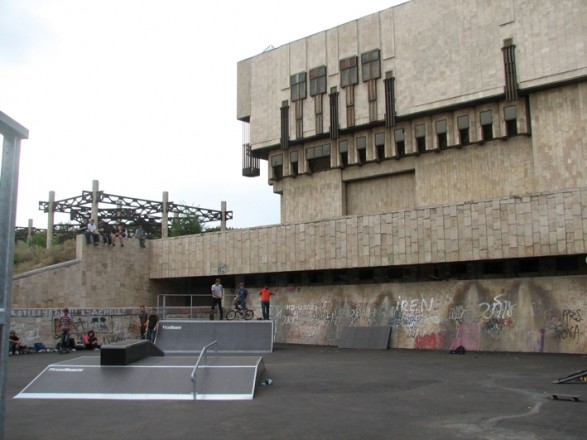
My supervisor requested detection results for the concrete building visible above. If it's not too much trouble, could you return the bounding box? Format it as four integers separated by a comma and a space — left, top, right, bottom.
12, 0, 587, 354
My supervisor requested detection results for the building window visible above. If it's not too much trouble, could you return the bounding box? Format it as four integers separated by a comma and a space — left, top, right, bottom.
310, 66, 326, 96
290, 151, 299, 176
394, 129, 405, 157
457, 115, 469, 145
290, 72, 306, 102
329, 87, 339, 139
295, 100, 303, 140
375, 132, 385, 161
339, 140, 348, 167
340, 56, 358, 88
502, 38, 518, 101
504, 105, 517, 137
356, 136, 367, 164
435, 120, 448, 149
415, 124, 426, 154
271, 154, 283, 180
361, 49, 381, 81
307, 144, 331, 173
480, 110, 493, 141
384, 72, 396, 127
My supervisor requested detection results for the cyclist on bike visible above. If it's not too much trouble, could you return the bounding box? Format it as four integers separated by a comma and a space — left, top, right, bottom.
234, 282, 249, 312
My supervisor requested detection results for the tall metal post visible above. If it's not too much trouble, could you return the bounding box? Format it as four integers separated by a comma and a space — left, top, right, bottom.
0, 111, 28, 440
47, 191, 55, 248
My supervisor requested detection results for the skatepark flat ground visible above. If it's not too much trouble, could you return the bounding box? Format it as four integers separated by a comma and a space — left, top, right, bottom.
5, 344, 587, 440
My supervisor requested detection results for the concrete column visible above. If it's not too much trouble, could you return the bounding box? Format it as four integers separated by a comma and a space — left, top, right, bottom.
91, 180, 99, 222
27, 219, 33, 244
221, 201, 227, 232
162, 191, 169, 238
46, 191, 55, 248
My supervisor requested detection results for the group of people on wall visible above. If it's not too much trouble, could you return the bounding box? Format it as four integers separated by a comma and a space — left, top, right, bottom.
81, 219, 146, 248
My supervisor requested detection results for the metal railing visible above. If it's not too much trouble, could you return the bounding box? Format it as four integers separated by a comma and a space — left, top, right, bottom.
191, 340, 217, 400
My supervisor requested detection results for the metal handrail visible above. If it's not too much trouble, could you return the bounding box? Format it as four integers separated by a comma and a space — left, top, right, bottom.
191, 340, 218, 400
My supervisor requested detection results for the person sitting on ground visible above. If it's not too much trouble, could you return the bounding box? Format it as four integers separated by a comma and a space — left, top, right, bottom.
234, 282, 249, 311
9, 330, 27, 355
83, 330, 100, 350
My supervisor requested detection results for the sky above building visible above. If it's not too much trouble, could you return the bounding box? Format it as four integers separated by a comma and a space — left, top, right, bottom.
1, 0, 405, 230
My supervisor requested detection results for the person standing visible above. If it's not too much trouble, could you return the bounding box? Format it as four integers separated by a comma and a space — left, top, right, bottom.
138, 305, 148, 339
146, 308, 159, 343
58, 308, 73, 352
210, 278, 224, 320
259, 286, 275, 320
134, 225, 146, 248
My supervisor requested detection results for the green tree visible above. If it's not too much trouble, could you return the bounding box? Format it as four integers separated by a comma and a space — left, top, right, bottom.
169, 215, 203, 237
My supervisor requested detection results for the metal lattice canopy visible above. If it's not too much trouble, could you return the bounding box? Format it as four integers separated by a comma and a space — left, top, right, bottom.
38, 190, 232, 238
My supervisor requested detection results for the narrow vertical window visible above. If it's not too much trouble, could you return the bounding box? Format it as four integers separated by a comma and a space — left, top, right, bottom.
504, 105, 517, 137
435, 120, 448, 149
295, 100, 303, 140
346, 85, 355, 127
480, 110, 493, 141
375, 132, 385, 161
290, 151, 299, 176
280, 100, 289, 150
356, 136, 367, 164
415, 124, 426, 154
394, 129, 405, 157
457, 115, 469, 145
310, 66, 326, 96
502, 38, 519, 101
271, 154, 283, 180
339, 140, 348, 167
384, 72, 396, 127
329, 87, 339, 139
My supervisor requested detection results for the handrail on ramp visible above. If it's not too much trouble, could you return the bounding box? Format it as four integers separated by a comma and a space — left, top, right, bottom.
191, 340, 218, 400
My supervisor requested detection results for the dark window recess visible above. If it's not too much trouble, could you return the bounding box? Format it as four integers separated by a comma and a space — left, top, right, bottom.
340, 56, 358, 88
480, 110, 493, 141
295, 100, 303, 140
435, 120, 448, 149
415, 124, 426, 154
307, 144, 331, 173
504, 105, 517, 137
375, 132, 385, 161
271, 154, 283, 180
310, 66, 327, 96
394, 128, 405, 157
519, 258, 540, 273
290, 72, 306, 102
290, 151, 299, 176
361, 49, 381, 81
457, 115, 469, 145
356, 136, 367, 164
339, 140, 348, 167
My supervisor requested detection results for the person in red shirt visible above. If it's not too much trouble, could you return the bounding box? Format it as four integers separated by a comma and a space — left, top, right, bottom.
259, 286, 275, 320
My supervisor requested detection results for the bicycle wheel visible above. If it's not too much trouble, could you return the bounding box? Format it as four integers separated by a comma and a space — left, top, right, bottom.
226, 310, 237, 320
243, 310, 254, 320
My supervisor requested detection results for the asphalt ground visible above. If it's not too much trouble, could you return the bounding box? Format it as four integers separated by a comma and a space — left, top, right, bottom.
4, 345, 587, 440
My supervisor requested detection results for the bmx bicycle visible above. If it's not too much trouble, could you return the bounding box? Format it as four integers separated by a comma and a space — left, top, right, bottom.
226, 306, 254, 320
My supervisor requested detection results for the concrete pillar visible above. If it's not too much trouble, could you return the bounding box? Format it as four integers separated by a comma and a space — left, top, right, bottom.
162, 191, 169, 238
27, 219, 33, 244
221, 201, 227, 232
46, 191, 55, 248
91, 180, 99, 222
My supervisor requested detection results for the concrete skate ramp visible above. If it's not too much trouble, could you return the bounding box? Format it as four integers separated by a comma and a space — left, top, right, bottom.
155, 320, 273, 354
337, 326, 392, 349
15, 355, 265, 401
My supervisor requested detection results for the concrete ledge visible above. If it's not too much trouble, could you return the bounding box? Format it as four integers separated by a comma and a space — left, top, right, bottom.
101, 339, 165, 365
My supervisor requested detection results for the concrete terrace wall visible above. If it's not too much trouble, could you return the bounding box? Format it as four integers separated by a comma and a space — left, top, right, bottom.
150, 188, 587, 278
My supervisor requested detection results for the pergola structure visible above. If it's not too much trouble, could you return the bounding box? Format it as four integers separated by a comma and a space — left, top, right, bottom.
38, 181, 232, 244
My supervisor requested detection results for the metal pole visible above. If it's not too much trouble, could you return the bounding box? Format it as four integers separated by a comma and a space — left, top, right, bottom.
0, 111, 28, 440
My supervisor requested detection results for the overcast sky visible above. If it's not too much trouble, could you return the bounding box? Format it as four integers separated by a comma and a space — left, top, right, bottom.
1, 0, 405, 230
